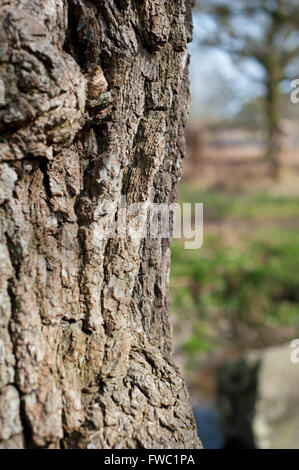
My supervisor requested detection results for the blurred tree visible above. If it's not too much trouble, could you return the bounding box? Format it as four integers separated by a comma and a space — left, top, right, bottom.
195, 0, 299, 178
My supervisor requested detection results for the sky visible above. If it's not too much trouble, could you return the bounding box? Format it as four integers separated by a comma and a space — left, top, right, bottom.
189, 12, 266, 120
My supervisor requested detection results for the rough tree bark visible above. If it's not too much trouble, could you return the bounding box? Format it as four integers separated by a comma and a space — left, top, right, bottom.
0, 0, 201, 449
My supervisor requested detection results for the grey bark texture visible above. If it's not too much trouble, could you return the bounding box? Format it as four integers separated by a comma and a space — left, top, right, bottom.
0, 0, 201, 449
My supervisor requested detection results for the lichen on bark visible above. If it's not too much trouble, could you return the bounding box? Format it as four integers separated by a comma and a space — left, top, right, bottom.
0, 0, 201, 449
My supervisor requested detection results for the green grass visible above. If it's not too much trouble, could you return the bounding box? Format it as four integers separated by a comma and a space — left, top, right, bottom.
179, 183, 299, 221
171, 183, 299, 361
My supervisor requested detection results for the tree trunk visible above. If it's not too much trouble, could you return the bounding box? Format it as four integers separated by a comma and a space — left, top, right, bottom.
264, 59, 282, 180
0, 0, 201, 449
265, 87, 281, 180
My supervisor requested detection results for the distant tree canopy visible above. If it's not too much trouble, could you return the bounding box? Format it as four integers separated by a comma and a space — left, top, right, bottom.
195, 0, 299, 178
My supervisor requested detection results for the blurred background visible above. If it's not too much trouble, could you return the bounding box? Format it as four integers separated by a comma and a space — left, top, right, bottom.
170, 0, 299, 449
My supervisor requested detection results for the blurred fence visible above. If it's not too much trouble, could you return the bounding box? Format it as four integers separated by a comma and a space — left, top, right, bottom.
184, 121, 299, 184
